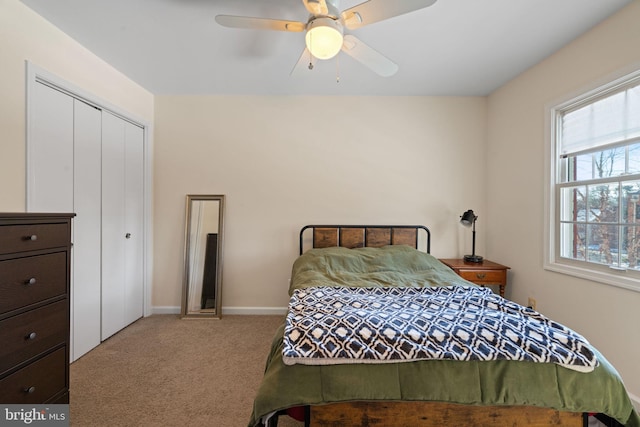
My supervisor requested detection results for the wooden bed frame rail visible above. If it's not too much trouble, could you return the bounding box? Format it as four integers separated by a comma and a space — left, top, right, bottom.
310, 401, 587, 427
267, 402, 589, 427
299, 224, 431, 255
268, 402, 589, 427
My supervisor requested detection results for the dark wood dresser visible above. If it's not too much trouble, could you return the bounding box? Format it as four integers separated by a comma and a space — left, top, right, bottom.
0, 213, 74, 404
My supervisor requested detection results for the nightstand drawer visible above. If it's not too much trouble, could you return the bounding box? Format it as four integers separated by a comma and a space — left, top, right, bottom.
0, 252, 68, 315
0, 300, 67, 375
0, 222, 70, 255
0, 347, 67, 404
458, 269, 506, 284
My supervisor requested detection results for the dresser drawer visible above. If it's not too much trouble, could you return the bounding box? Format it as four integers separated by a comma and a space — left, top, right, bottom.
0, 300, 67, 375
0, 222, 70, 255
458, 269, 506, 284
0, 347, 67, 404
0, 252, 67, 315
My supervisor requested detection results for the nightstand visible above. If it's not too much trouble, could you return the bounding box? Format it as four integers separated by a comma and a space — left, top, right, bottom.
439, 258, 510, 298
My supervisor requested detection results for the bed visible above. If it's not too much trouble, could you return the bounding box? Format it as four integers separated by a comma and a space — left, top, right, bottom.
249, 225, 640, 427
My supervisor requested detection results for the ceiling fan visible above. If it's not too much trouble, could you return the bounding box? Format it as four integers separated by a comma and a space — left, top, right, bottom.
215, 0, 437, 77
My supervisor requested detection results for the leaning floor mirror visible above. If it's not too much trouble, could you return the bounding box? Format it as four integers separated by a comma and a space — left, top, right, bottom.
181, 195, 225, 319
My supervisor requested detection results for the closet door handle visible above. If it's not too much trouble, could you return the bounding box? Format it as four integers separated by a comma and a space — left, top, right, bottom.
125, 233, 131, 239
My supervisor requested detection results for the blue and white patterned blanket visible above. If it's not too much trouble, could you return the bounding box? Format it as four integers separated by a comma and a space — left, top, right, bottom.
282, 286, 598, 372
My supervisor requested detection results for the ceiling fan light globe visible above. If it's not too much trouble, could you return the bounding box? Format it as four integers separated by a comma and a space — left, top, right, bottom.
305, 18, 343, 60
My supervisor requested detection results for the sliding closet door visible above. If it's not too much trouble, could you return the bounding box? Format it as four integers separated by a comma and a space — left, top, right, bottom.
28, 82, 102, 361
123, 122, 144, 327
28, 82, 73, 212
102, 112, 144, 339
72, 100, 102, 360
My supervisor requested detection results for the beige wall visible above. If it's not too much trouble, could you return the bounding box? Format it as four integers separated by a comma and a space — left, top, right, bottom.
486, 1, 640, 403
154, 96, 487, 310
0, 0, 154, 211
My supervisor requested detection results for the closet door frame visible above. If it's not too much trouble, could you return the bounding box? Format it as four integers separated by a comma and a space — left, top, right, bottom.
25, 61, 153, 319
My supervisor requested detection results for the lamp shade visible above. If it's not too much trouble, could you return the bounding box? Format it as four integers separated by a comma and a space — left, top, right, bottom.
460, 209, 476, 227
305, 18, 344, 60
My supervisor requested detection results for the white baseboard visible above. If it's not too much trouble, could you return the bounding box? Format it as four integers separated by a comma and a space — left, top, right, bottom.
150, 306, 287, 316
151, 306, 180, 315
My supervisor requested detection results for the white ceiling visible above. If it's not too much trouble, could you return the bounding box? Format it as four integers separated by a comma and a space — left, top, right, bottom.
20, 0, 632, 96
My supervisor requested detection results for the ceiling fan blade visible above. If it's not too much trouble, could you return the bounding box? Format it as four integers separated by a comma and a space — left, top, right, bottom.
290, 48, 318, 76
302, 0, 328, 16
341, 35, 398, 77
341, 0, 437, 30
215, 15, 306, 32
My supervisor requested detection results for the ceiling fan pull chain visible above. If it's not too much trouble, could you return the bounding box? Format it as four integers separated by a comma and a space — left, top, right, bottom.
308, 33, 314, 70
336, 55, 340, 83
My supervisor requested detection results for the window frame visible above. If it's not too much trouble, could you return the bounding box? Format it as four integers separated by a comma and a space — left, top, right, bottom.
545, 68, 640, 293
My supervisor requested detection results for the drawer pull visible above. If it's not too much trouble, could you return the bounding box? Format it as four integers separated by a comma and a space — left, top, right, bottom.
24, 234, 38, 241
476, 273, 486, 279
26, 332, 37, 340
25, 277, 37, 285
24, 386, 36, 394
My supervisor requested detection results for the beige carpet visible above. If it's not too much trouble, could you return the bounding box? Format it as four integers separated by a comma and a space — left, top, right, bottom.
69, 315, 303, 427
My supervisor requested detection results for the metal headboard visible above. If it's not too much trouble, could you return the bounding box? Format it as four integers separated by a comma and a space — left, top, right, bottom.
299, 225, 431, 255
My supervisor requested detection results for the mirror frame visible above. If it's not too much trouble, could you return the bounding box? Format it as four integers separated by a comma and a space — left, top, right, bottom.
181, 194, 225, 319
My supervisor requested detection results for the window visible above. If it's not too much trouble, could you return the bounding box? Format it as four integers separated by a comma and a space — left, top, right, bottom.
547, 70, 640, 291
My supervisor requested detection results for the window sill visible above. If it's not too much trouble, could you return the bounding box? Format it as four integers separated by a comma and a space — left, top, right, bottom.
544, 260, 640, 293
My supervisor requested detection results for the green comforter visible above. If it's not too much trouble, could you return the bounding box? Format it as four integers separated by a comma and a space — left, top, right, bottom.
249, 246, 640, 427
288, 246, 465, 294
